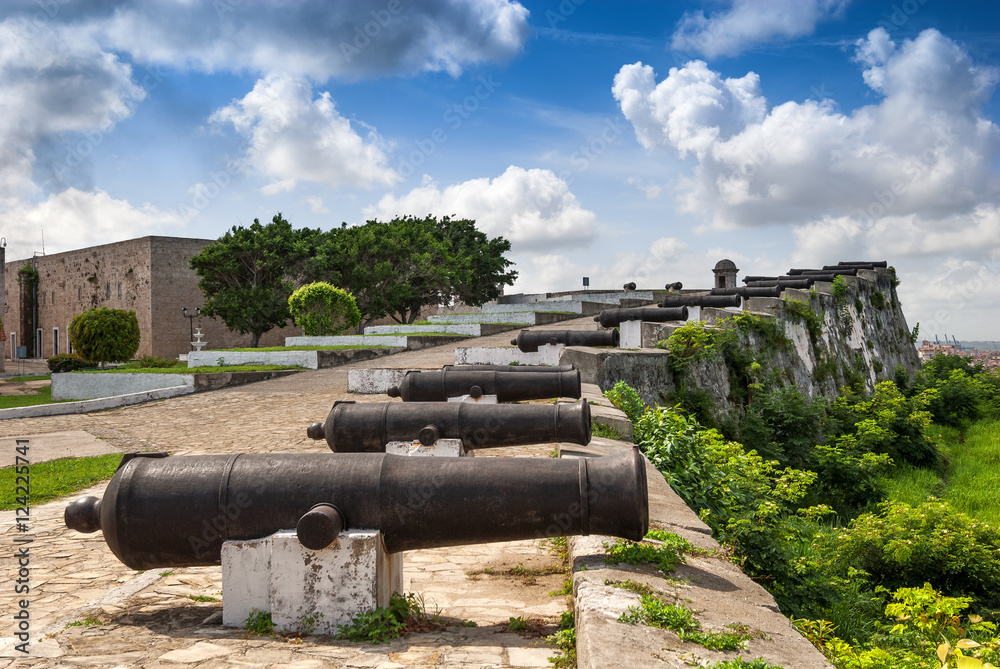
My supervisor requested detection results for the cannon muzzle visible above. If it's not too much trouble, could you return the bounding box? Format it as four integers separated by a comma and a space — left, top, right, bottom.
622, 282, 637, 291
387, 368, 582, 402
511, 329, 619, 352
309, 399, 592, 452
594, 306, 688, 328
664, 281, 683, 291
64, 449, 648, 569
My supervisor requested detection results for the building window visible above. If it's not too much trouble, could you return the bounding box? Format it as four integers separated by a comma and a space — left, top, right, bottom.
41, 292, 46, 306
118, 283, 122, 298
9, 333, 16, 359
53, 327, 59, 356
106, 283, 111, 299
78, 286, 82, 301
36, 329, 43, 358
52, 290, 56, 304
68, 327, 73, 354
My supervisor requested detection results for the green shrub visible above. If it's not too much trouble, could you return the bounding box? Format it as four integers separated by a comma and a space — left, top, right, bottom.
822, 500, 1000, 608
288, 282, 360, 336
606, 381, 647, 423
46, 353, 92, 373
68, 308, 141, 366
131, 355, 179, 368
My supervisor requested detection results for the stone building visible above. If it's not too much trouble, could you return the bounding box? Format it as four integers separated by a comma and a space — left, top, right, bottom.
712, 259, 739, 289
5, 236, 299, 360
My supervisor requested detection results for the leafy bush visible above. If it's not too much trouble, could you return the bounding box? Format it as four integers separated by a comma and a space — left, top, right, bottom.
131, 355, 179, 368
288, 282, 361, 336
606, 380, 647, 423
47, 353, 92, 373
68, 308, 141, 366
821, 500, 1000, 609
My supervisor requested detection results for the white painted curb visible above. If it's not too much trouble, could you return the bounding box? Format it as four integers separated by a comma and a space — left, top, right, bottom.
0, 385, 196, 420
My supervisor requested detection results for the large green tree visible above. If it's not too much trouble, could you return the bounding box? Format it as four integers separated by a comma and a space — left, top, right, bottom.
305, 215, 517, 330
190, 214, 315, 347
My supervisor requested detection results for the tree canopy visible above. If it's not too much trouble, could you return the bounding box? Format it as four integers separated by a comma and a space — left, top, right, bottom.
190, 214, 315, 347
193, 213, 516, 340
305, 215, 517, 330
69, 307, 141, 365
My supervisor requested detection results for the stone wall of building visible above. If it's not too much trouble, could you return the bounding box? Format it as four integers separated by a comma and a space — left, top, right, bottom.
3, 236, 302, 361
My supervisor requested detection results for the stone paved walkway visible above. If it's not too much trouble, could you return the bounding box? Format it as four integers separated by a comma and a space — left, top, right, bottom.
0, 319, 600, 668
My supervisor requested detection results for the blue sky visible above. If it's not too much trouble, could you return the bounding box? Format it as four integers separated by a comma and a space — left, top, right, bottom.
3, 0, 1000, 339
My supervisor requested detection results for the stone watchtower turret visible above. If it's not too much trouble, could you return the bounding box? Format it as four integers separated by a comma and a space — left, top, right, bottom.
713, 259, 739, 289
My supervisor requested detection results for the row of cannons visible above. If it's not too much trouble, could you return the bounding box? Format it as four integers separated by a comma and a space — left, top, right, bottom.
64, 364, 649, 633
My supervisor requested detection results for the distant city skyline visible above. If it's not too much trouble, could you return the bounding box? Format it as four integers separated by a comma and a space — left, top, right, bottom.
2, 1, 1000, 336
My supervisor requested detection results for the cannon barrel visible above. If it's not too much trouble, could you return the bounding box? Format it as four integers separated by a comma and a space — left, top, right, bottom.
387, 369, 581, 402
711, 286, 782, 298
658, 294, 741, 309
836, 260, 887, 268
799, 267, 858, 276
308, 399, 592, 452
442, 364, 575, 373
511, 329, 619, 352
746, 277, 815, 289
664, 281, 683, 291
623, 282, 637, 291
593, 306, 688, 328
64, 449, 648, 569
741, 275, 779, 284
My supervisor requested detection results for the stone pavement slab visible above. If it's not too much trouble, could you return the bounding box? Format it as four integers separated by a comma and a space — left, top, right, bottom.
1, 431, 123, 467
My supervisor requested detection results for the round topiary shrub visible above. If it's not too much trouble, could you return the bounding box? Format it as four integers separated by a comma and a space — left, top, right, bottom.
288, 282, 361, 336
69, 307, 141, 366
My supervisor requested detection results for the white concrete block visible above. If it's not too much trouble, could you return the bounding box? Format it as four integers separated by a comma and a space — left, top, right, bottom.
347, 368, 420, 394
619, 320, 642, 349
51, 372, 193, 401
222, 536, 273, 627
455, 347, 543, 365
385, 438, 470, 457
446, 394, 498, 404
188, 350, 318, 369
538, 343, 564, 365
269, 530, 402, 635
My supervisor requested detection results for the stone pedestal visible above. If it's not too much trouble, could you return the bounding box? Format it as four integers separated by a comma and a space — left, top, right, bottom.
385, 438, 470, 457
222, 530, 402, 634
538, 343, 564, 365
620, 320, 642, 349
446, 394, 498, 404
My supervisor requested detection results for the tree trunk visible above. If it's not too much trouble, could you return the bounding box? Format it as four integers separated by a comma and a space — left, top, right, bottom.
250, 332, 261, 348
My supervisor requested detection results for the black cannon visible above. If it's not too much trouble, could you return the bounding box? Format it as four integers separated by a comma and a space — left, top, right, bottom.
64, 449, 649, 569
387, 368, 581, 402
711, 286, 782, 298
594, 306, 688, 329
307, 399, 592, 452
623, 282, 637, 291
746, 277, 815, 289
664, 281, 683, 291
658, 294, 741, 309
442, 364, 576, 373
833, 260, 887, 268
511, 329, 619, 352
786, 268, 857, 277
741, 275, 780, 284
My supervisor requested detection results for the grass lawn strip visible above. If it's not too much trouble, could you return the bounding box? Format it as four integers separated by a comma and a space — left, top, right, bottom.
0, 453, 122, 510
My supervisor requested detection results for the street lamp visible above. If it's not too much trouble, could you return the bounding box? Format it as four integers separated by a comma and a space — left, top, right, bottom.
182, 307, 200, 351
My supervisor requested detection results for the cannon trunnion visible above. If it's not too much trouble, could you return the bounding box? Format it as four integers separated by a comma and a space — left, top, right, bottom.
308, 399, 592, 452
511, 329, 619, 352
64, 449, 649, 569
387, 368, 582, 402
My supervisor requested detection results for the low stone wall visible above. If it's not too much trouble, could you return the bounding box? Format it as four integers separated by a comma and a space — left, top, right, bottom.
52, 371, 193, 400
562, 439, 832, 669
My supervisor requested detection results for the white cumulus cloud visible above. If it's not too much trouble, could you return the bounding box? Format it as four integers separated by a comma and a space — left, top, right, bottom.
211, 76, 398, 193
364, 166, 597, 252
671, 0, 850, 58
614, 28, 1000, 232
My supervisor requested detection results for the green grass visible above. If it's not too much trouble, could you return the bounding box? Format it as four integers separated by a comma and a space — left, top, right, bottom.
943, 419, 1000, 526
5, 374, 51, 382
0, 453, 123, 510
206, 344, 395, 351
82, 364, 303, 374
0, 387, 73, 409
883, 464, 944, 507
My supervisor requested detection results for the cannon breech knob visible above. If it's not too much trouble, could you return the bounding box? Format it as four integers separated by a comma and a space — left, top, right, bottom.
306, 422, 325, 440
65, 496, 102, 533
418, 424, 442, 446
386, 385, 401, 398
469, 385, 483, 399
296, 504, 345, 551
